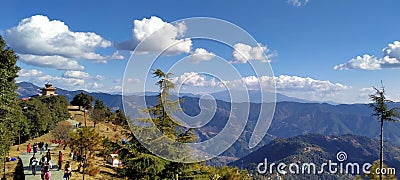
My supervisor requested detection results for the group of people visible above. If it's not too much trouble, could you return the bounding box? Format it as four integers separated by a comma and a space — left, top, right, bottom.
29, 152, 52, 180
28, 144, 71, 180
26, 142, 49, 154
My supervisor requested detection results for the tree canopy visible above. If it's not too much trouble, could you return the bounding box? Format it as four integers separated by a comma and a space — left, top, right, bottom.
0, 35, 25, 160
70, 127, 102, 158
116, 69, 248, 179
71, 92, 94, 110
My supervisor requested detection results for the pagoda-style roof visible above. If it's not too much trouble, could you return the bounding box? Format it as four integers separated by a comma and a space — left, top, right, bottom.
41, 82, 56, 90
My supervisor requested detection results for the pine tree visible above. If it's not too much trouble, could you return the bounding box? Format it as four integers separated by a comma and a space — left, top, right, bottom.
118, 69, 250, 179
370, 84, 399, 180
0, 35, 24, 161
71, 92, 94, 126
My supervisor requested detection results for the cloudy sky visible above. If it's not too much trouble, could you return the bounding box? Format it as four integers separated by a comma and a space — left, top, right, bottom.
1, 0, 400, 104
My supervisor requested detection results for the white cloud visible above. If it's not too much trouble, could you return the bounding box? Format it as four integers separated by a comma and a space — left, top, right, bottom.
335, 41, 400, 70
171, 72, 348, 93
18, 69, 44, 77
115, 16, 192, 55
383, 41, 400, 58
126, 78, 140, 84
171, 72, 218, 87
36, 75, 85, 87
93, 75, 105, 81
287, 0, 309, 7
359, 87, 375, 96
18, 54, 84, 70
226, 75, 349, 92
113, 86, 122, 91
18, 69, 85, 90
232, 43, 277, 63
334, 55, 382, 70
170, 72, 349, 102
62, 71, 90, 79
3, 15, 123, 70
87, 82, 104, 89
186, 48, 215, 64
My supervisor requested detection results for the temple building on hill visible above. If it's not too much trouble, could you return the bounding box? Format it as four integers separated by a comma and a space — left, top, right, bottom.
40, 82, 57, 96
21, 82, 58, 100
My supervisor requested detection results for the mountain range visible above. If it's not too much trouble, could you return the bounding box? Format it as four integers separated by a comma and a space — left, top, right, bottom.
16, 82, 400, 166
230, 134, 400, 179
16, 82, 328, 105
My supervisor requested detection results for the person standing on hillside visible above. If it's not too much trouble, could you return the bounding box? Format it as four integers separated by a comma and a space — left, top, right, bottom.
39, 142, 45, 154
27, 143, 31, 153
33, 143, 38, 154
30, 154, 39, 176
58, 151, 63, 170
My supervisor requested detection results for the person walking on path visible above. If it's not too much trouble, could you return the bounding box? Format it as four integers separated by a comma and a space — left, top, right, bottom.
46, 149, 51, 162
27, 143, 31, 153
39, 142, 45, 154
33, 143, 38, 154
58, 151, 63, 170
63, 161, 71, 180
40, 155, 47, 166
30, 154, 39, 176
43, 165, 51, 180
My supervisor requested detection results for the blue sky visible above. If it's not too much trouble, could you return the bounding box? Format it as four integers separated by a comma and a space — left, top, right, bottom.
1, 0, 400, 103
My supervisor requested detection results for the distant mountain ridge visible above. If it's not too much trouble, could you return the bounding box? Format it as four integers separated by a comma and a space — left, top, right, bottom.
229, 134, 400, 179
17, 82, 400, 161
17, 82, 328, 104
16, 82, 122, 110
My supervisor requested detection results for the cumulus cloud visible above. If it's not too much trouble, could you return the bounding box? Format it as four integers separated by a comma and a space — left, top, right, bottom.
169, 72, 349, 101
115, 16, 192, 55
334, 41, 400, 70
287, 0, 309, 7
232, 43, 277, 63
62, 71, 90, 79
171, 72, 348, 93
171, 72, 218, 87
225, 75, 349, 92
32, 74, 84, 87
3, 15, 123, 70
18, 54, 84, 70
334, 55, 382, 70
18, 69, 44, 77
384, 41, 400, 58
17, 68, 87, 88
186, 48, 215, 64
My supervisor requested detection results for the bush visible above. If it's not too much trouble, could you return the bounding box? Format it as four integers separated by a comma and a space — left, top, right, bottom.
86, 162, 100, 176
